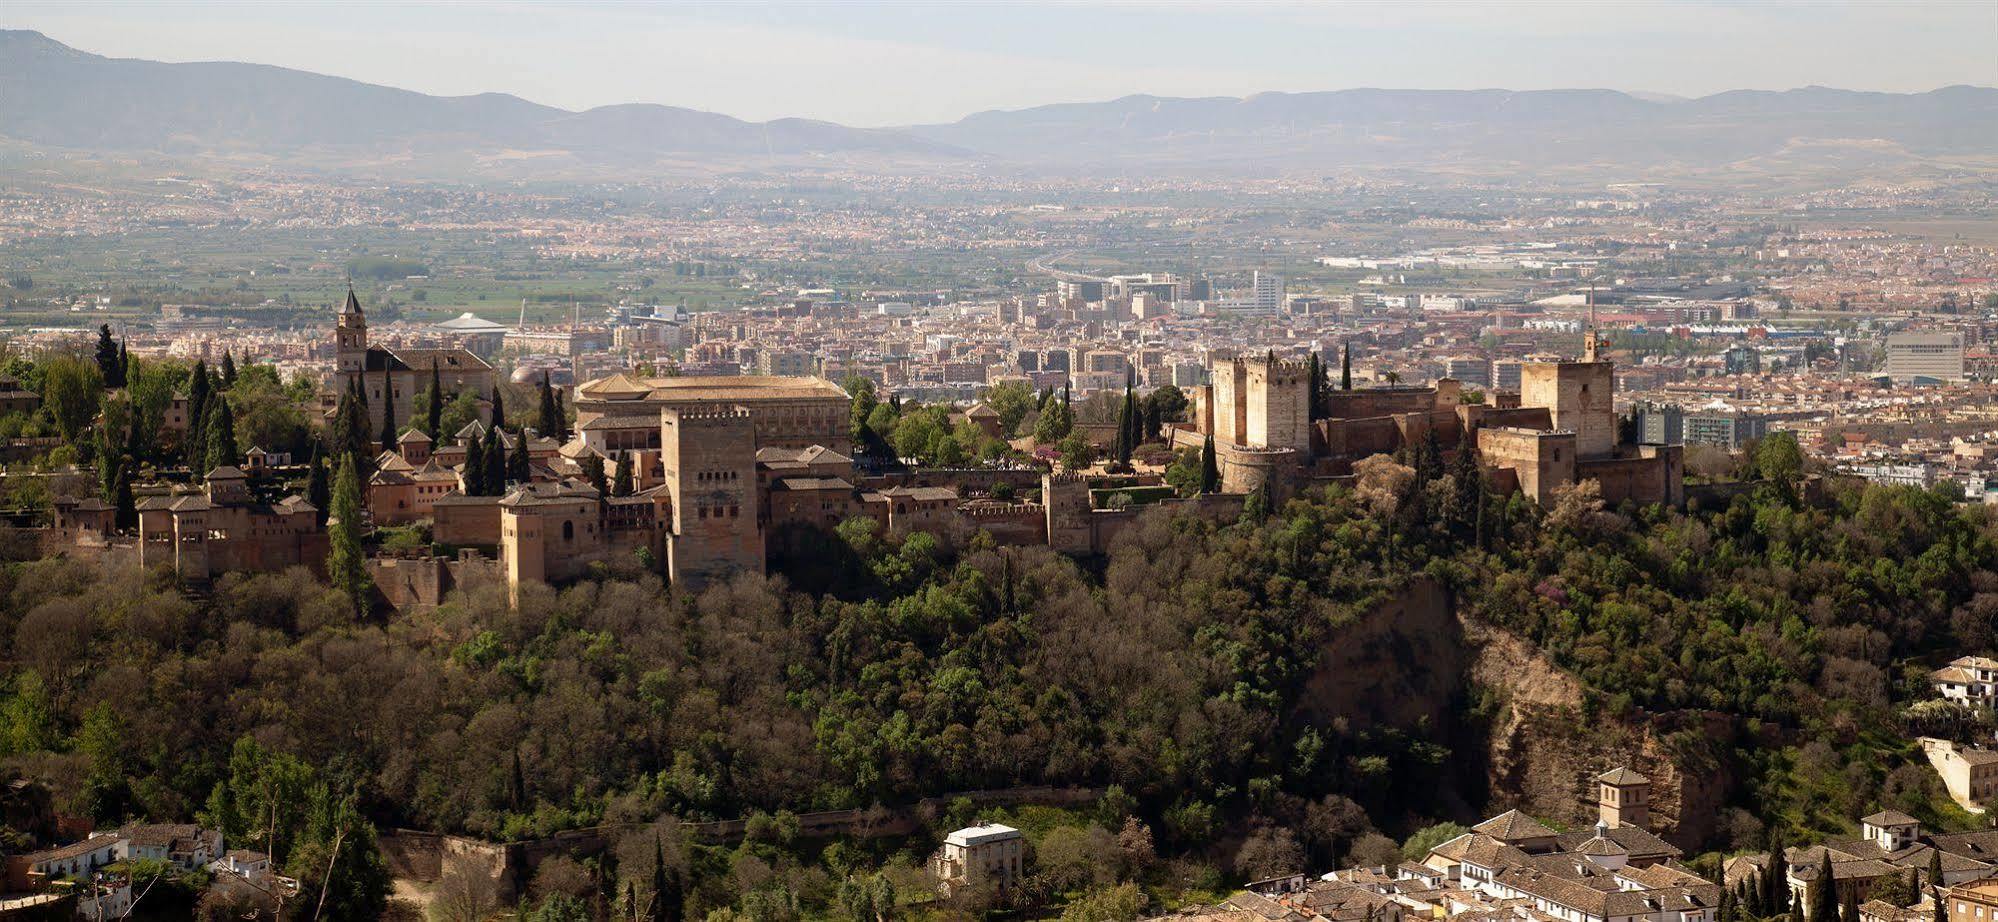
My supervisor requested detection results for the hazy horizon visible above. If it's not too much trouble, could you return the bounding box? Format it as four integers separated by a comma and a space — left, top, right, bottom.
3, 0, 1993, 126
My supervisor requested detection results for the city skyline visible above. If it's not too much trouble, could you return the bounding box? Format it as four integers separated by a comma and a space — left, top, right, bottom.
2, 0, 1992, 126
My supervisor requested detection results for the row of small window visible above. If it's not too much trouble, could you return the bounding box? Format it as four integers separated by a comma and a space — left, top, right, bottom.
697, 506, 742, 519
697, 470, 739, 482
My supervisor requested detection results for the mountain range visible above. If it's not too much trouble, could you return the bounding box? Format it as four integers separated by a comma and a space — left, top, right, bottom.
4, 29, 1995, 178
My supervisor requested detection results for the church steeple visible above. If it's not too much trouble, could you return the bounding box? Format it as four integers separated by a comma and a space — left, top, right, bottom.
340, 283, 365, 325
336, 284, 368, 375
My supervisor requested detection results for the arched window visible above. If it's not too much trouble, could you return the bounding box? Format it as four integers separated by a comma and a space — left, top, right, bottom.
562, 521, 574, 541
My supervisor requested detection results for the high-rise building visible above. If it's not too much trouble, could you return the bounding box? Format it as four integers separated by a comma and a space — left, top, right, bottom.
1883, 332, 1964, 383
1252, 272, 1284, 314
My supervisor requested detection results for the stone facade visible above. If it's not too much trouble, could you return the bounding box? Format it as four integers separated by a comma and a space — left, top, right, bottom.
136, 468, 325, 581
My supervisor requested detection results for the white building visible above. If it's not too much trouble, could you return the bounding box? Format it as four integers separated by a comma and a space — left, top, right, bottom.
932, 823, 1024, 897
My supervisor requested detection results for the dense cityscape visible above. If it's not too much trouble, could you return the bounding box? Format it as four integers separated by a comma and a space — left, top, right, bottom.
2, 8, 1998, 922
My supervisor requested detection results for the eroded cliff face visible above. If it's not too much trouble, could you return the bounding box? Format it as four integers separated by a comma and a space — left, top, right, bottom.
1292, 577, 1734, 849
1463, 611, 1736, 849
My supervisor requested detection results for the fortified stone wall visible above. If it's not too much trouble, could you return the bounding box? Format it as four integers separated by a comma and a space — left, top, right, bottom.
1578, 445, 1684, 507
1479, 427, 1577, 506
956, 502, 1047, 545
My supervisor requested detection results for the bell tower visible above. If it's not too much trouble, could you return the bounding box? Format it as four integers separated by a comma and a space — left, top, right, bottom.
336, 285, 369, 378
1597, 767, 1651, 829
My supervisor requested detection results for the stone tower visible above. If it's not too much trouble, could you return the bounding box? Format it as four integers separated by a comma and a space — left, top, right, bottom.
1521, 358, 1615, 459
1596, 766, 1651, 829
1042, 471, 1092, 554
1210, 352, 1311, 454
661, 407, 762, 588
336, 286, 369, 379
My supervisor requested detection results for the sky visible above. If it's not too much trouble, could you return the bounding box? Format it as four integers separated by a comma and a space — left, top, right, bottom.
4, 0, 1994, 126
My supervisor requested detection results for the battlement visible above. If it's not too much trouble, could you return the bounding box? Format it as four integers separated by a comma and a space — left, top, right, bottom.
668, 406, 755, 423
960, 502, 1043, 518
1046, 471, 1090, 485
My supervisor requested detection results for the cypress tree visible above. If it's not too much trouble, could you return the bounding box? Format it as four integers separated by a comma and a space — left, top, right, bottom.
1841, 877, 1860, 922
538, 370, 562, 438
187, 359, 210, 465
1765, 827, 1790, 916
378, 368, 397, 454
1929, 849, 1944, 891
1114, 381, 1136, 465
98, 430, 119, 501
427, 362, 443, 438
220, 350, 237, 389
1341, 341, 1353, 391
94, 324, 121, 386
124, 400, 144, 468
651, 835, 676, 922
490, 385, 506, 430
112, 463, 135, 532
582, 453, 608, 497
1811, 853, 1838, 922
327, 455, 371, 619
613, 451, 633, 497
554, 390, 567, 440
508, 429, 532, 484
1200, 434, 1220, 493
207, 394, 238, 470
307, 444, 330, 526
1935, 888, 1947, 922
464, 433, 487, 496
483, 427, 504, 493
117, 342, 129, 388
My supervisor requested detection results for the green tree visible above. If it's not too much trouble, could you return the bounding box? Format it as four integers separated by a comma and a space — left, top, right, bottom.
220, 350, 237, 389
538, 371, 564, 438
204, 394, 238, 471
1200, 434, 1220, 492
1034, 391, 1073, 444
1341, 342, 1352, 390
187, 358, 211, 460
509, 428, 533, 484
613, 451, 634, 497
465, 431, 488, 496
1059, 432, 1095, 472
985, 380, 1036, 436
307, 444, 330, 526
378, 368, 398, 453
40, 356, 102, 443
1811, 853, 1838, 922
94, 324, 123, 388
582, 453, 609, 497
483, 426, 504, 493
427, 362, 445, 438
490, 385, 507, 430
289, 788, 390, 922
1756, 430, 1805, 484
74, 703, 130, 821
328, 455, 370, 619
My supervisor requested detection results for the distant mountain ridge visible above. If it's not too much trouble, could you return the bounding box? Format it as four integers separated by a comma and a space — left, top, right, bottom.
0, 30, 955, 163
3, 29, 1994, 176
915, 85, 1998, 170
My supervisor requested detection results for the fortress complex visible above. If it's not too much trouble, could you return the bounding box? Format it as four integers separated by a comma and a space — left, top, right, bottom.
1179, 339, 1682, 507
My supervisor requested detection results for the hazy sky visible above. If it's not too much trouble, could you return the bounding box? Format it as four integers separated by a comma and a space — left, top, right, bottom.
5, 0, 1994, 126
